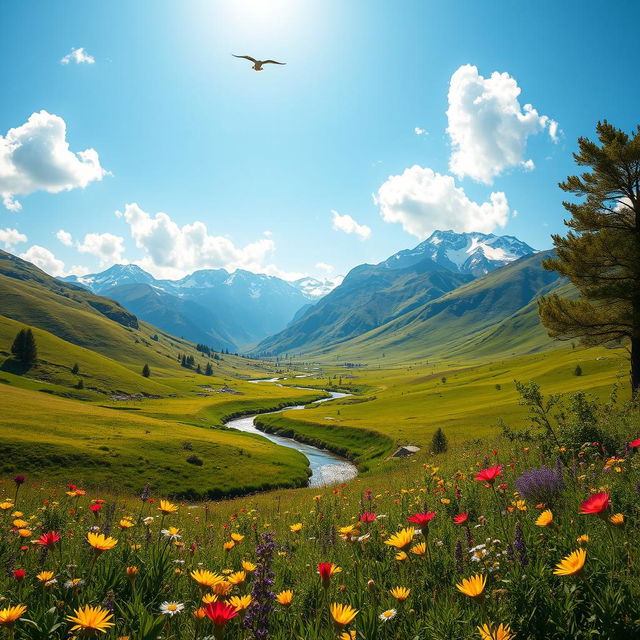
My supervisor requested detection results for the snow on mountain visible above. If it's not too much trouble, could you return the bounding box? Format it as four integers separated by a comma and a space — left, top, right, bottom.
292, 276, 344, 298
382, 230, 536, 277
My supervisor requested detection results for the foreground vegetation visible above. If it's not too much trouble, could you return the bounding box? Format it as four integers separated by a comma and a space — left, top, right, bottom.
1, 417, 639, 639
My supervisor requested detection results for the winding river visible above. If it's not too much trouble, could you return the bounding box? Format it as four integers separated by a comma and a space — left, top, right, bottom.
224, 378, 358, 487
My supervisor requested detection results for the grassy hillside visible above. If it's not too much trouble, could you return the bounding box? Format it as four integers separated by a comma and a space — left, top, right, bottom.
298, 251, 568, 363
257, 345, 628, 463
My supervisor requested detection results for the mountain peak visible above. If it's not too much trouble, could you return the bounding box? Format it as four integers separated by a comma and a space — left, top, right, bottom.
382, 230, 536, 277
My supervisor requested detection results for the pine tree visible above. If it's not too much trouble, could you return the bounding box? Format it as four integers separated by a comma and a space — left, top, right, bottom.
205, 362, 213, 376
71, 363, 79, 375
196, 364, 202, 374
538, 121, 640, 394
574, 364, 583, 377
10, 329, 26, 359
142, 363, 150, 378
431, 427, 448, 454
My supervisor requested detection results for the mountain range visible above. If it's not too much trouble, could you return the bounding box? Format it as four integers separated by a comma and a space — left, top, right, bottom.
62, 266, 334, 351
254, 230, 554, 357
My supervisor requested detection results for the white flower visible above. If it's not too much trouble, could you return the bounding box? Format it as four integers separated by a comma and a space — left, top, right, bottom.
143, 517, 154, 526
379, 609, 397, 622
161, 528, 181, 540
160, 602, 184, 616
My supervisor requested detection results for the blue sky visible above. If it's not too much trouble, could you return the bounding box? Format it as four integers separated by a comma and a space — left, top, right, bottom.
1, 0, 639, 283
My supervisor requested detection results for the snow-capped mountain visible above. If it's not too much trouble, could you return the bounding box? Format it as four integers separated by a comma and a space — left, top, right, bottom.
61, 265, 330, 350
381, 230, 536, 276
292, 276, 344, 298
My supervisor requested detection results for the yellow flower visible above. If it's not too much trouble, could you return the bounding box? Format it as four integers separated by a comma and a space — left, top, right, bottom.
390, 586, 410, 601
340, 631, 357, 640
276, 590, 293, 606
213, 581, 233, 596
289, 523, 303, 533
119, 519, 135, 529
36, 571, 54, 583
202, 593, 218, 604
553, 549, 586, 577
193, 607, 207, 619
230, 532, 244, 542
190, 569, 223, 589
330, 603, 358, 628
440, 498, 451, 504
229, 595, 252, 611
477, 622, 515, 640
66, 605, 114, 634
12, 519, 28, 528
535, 509, 553, 527
227, 571, 246, 585
456, 574, 487, 598
87, 532, 118, 552
576, 534, 590, 546
158, 500, 178, 515
395, 551, 408, 561
242, 560, 257, 572
609, 513, 624, 526
223, 540, 235, 551
0, 502, 14, 510
338, 524, 360, 536
126, 566, 138, 578
384, 527, 415, 550
410, 542, 426, 556
0, 604, 27, 625
17, 528, 32, 538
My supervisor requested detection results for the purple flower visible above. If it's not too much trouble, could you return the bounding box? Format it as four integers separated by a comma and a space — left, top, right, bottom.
14, 475, 25, 486
513, 521, 528, 566
244, 532, 276, 639
515, 466, 564, 505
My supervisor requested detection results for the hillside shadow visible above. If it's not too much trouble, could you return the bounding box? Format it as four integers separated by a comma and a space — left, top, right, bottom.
1, 357, 31, 376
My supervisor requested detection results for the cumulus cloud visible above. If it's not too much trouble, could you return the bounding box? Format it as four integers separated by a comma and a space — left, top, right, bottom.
77, 232, 125, 265
0, 110, 108, 211
117, 202, 277, 279
0, 227, 27, 250
414, 127, 428, 136
447, 64, 559, 183
315, 262, 334, 274
331, 210, 371, 240
19, 245, 66, 277
375, 165, 510, 239
60, 47, 95, 65
56, 229, 73, 246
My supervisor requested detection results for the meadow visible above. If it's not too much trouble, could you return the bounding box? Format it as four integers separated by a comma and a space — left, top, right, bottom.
0, 430, 639, 639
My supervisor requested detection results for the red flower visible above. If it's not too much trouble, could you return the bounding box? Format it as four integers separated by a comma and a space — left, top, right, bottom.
360, 512, 376, 523
68, 484, 76, 490
629, 438, 640, 448
453, 513, 469, 525
474, 465, 503, 485
579, 491, 610, 515
204, 601, 237, 627
14, 474, 26, 486
317, 563, 340, 586
408, 512, 436, 527
13, 569, 26, 581
89, 504, 102, 513
37, 531, 61, 548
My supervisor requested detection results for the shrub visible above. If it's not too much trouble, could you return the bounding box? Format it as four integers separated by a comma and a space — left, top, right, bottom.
186, 454, 203, 466
431, 427, 448, 454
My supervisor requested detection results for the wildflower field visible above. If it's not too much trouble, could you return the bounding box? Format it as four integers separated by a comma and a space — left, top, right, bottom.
1, 437, 640, 640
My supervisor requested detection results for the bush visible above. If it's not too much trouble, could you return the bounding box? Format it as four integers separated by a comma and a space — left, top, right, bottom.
574, 364, 583, 376
186, 454, 203, 466
142, 364, 150, 378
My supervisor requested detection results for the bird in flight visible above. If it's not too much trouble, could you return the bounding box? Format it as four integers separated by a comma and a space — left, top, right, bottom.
232, 55, 286, 71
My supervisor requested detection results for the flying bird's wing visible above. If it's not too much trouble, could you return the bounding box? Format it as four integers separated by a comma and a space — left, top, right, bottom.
233, 54, 258, 63
262, 60, 286, 65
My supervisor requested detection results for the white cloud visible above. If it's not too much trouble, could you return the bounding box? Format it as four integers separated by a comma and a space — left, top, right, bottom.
60, 47, 95, 65
0, 227, 27, 250
56, 229, 73, 246
315, 262, 334, 274
0, 111, 108, 211
414, 127, 428, 136
118, 202, 277, 279
19, 245, 66, 277
331, 210, 371, 240
77, 232, 125, 265
375, 165, 510, 239
447, 64, 559, 183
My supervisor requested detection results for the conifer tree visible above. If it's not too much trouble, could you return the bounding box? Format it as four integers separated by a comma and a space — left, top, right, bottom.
71, 363, 79, 375
205, 362, 213, 376
538, 121, 640, 393
142, 363, 150, 378
10, 328, 37, 366
431, 427, 448, 454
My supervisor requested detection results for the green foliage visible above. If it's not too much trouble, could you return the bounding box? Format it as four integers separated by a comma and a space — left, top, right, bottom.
538, 121, 640, 392
11, 327, 37, 366
574, 364, 583, 376
430, 427, 448, 454
71, 362, 79, 375
142, 363, 150, 378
